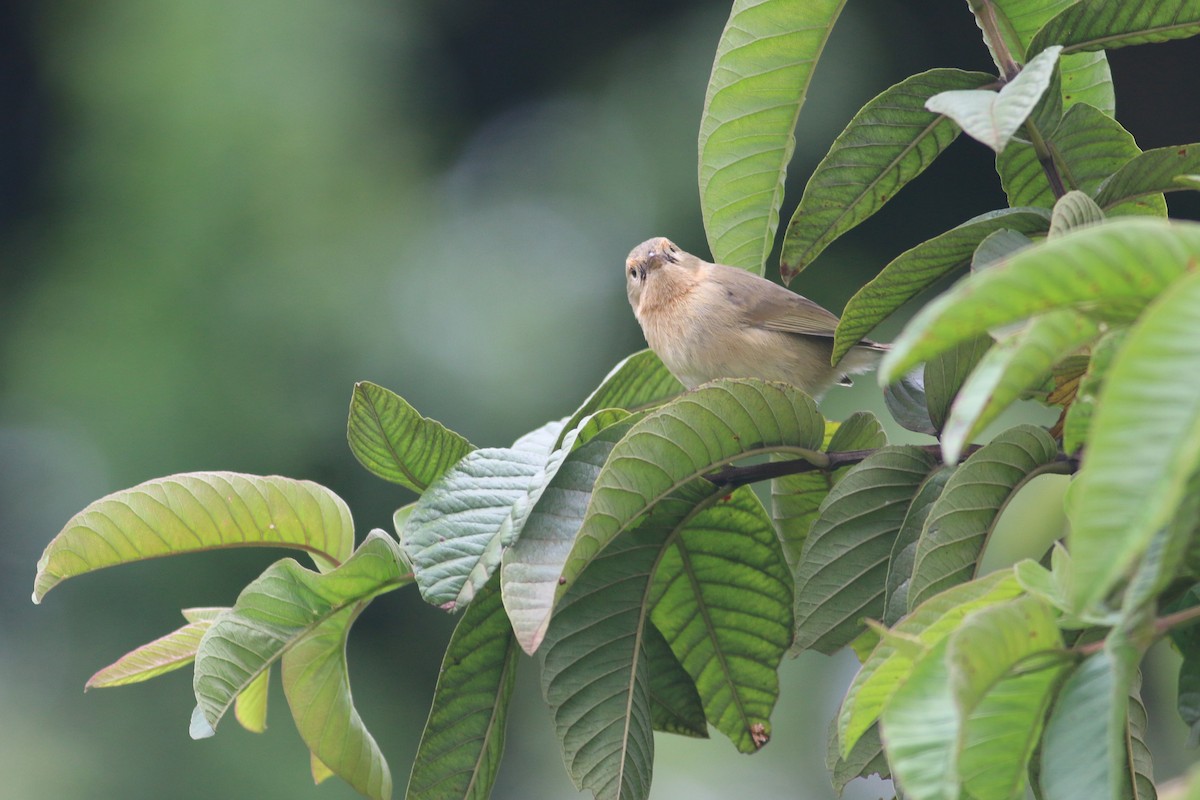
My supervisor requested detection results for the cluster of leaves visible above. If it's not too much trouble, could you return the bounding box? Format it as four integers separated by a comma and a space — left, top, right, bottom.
31, 1, 1200, 799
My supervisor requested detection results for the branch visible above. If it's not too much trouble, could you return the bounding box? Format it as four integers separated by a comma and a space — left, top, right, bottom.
706, 442, 1080, 488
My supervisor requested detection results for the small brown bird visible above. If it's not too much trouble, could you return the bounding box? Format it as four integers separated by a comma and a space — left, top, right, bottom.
625, 237, 887, 398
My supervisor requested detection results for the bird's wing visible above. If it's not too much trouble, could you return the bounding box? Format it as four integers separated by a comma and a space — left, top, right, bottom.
715, 264, 842, 337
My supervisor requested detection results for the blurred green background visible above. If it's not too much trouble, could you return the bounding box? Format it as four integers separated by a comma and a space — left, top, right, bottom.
3, 3, 1199, 798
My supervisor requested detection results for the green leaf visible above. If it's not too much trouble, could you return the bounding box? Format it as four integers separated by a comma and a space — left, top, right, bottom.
235, 668, 270, 734
1049, 190, 1106, 236
1121, 471, 1200, 614
1170, 592, 1200, 739
1095, 144, 1200, 211
1066, 267, 1200, 610
501, 420, 635, 655
557, 349, 683, 448
923, 334, 993, 435
880, 596, 1064, 800
882, 370, 938, 436
347, 381, 475, 492
833, 207, 1051, 364
908, 426, 1059, 610
771, 411, 886, 571
540, 527, 664, 800
925, 46, 1062, 153
401, 419, 565, 611
973, 228, 1035, 271
34, 472, 356, 601
698, 0, 847, 272
1126, 673, 1157, 800
649, 487, 792, 752
961, 663, 1065, 800
838, 570, 1023, 756
883, 466, 955, 626
879, 638, 958, 800
406, 573, 518, 800
1031, 0, 1200, 55
975, 2, 1116, 114
952, 597, 1067, 800
645, 622, 708, 739
1039, 637, 1142, 800
941, 311, 1101, 463
1059, 51, 1115, 115
972, 0, 1075, 62
559, 379, 824, 605
283, 604, 391, 800
1062, 329, 1127, 455
794, 446, 941, 654
880, 219, 1200, 383
779, 68, 993, 280
193, 531, 408, 733
997, 103, 1163, 215
86, 613, 216, 689
827, 720, 889, 794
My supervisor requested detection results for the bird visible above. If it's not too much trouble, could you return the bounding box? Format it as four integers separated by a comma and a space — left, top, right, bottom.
625, 237, 887, 398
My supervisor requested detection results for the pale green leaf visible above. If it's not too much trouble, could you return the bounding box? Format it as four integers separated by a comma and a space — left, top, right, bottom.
34, 472, 356, 601
1066, 268, 1200, 610
500, 420, 635, 655
699, 0, 847, 272
401, 420, 565, 611
954, 599, 1066, 800
942, 310, 1101, 463
86, 615, 215, 689
879, 638, 957, 800
880, 219, 1200, 383
649, 487, 792, 752
882, 596, 1063, 800
838, 570, 1023, 756
406, 573, 518, 800
908, 426, 1059, 610
794, 446, 940, 654
311, 751, 335, 785
779, 68, 992, 280
346, 381, 475, 492
235, 668, 270, 734
1040, 639, 1141, 800
925, 46, 1061, 153
193, 531, 408, 732
833, 207, 1051, 363
283, 604, 391, 800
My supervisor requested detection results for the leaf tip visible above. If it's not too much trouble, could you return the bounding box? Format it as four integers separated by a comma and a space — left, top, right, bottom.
189, 705, 216, 740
